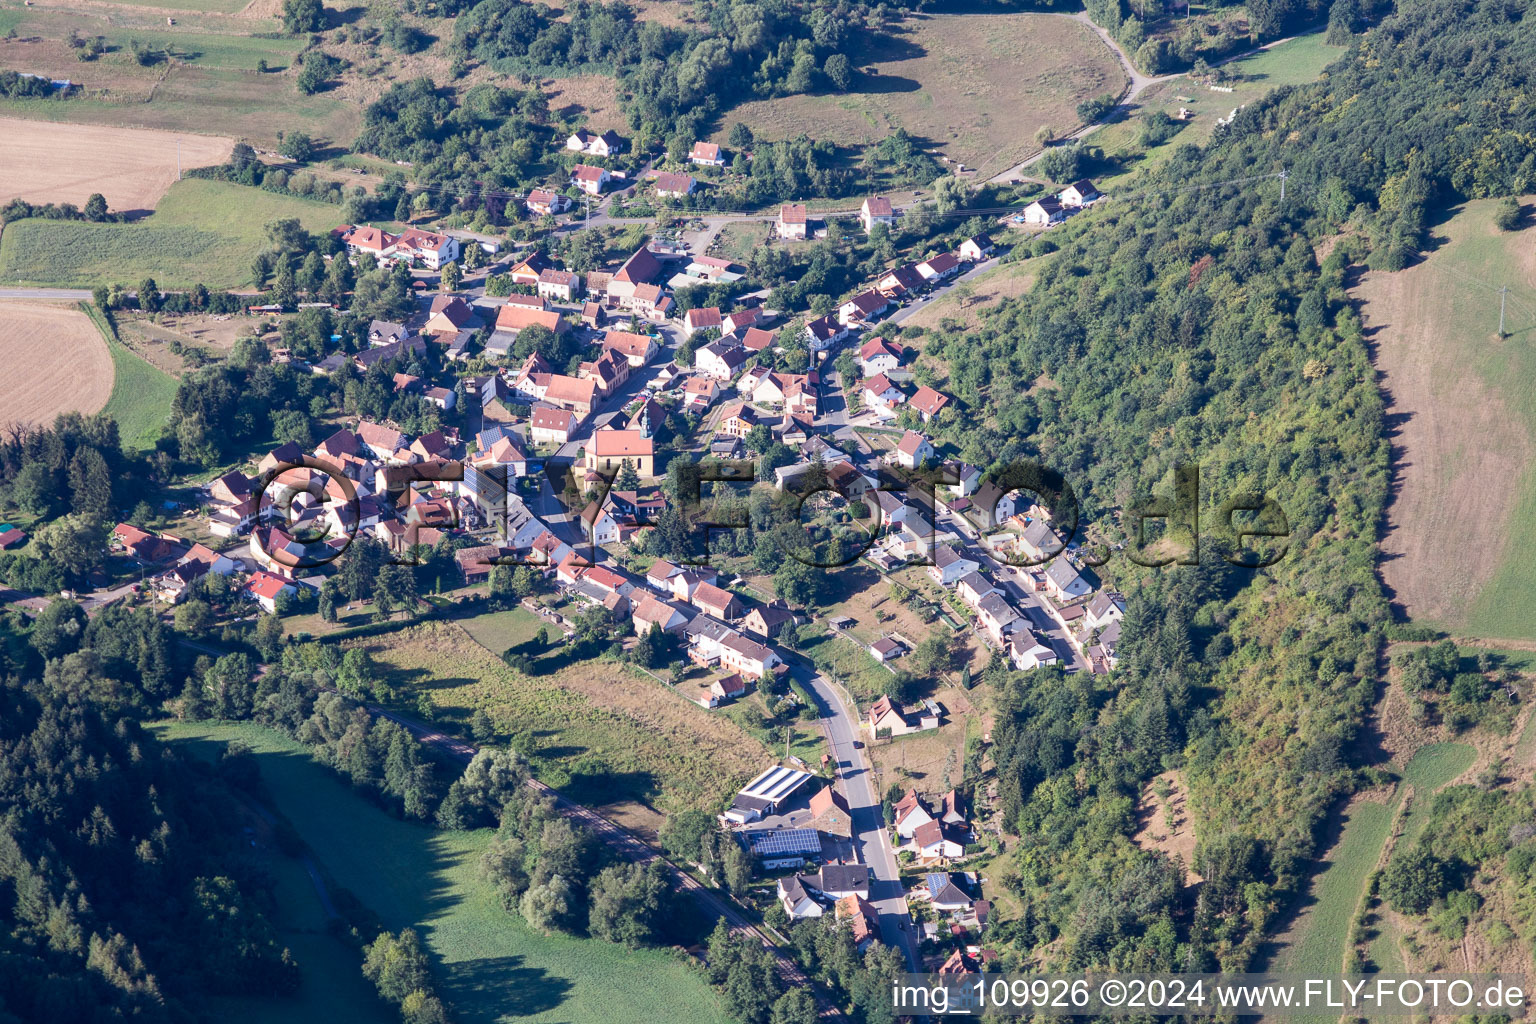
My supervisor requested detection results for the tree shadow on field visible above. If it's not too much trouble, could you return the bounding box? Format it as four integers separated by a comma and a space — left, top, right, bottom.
562, 767, 658, 809
442, 955, 574, 1022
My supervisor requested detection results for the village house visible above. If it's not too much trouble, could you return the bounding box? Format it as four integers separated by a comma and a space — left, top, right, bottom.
544, 374, 598, 418
606, 247, 663, 307
424, 295, 479, 336
916, 251, 961, 283
722, 308, 760, 335
566, 128, 626, 156
689, 141, 726, 166
1045, 557, 1092, 601
395, 228, 459, 269
929, 544, 979, 586
676, 375, 717, 411
112, 523, 184, 564
586, 429, 654, 476
697, 340, 749, 380
509, 253, 552, 287
244, 571, 297, 614
913, 821, 967, 861
925, 872, 973, 911
778, 875, 823, 919
632, 593, 691, 635
1009, 632, 1059, 671
868, 637, 907, 664
739, 326, 776, 353
717, 401, 763, 439
1023, 196, 1066, 226
958, 234, 994, 261
857, 336, 906, 377
975, 591, 1021, 644
689, 581, 742, 621
860, 195, 897, 232
893, 790, 935, 839
571, 164, 610, 195
529, 405, 579, 445
838, 289, 890, 327
861, 373, 906, 417
537, 268, 582, 303
683, 306, 723, 338
778, 203, 808, 239
720, 632, 780, 680
495, 303, 567, 341
804, 313, 850, 352
909, 386, 952, 423
868, 695, 940, 737
1060, 178, 1100, 207
1084, 590, 1126, 630
742, 602, 795, 640
895, 430, 936, 469
1019, 519, 1064, 563
340, 225, 398, 260
838, 895, 881, 951
601, 329, 658, 367
652, 171, 697, 198
579, 502, 623, 546
525, 189, 571, 216
578, 348, 630, 397
875, 263, 925, 301
956, 571, 998, 609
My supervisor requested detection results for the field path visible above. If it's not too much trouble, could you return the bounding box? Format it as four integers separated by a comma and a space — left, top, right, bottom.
0, 299, 114, 427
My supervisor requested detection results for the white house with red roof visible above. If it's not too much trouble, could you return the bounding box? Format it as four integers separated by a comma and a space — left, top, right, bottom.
571, 164, 610, 195
860, 373, 906, 417
857, 336, 906, 377
244, 571, 297, 614
689, 141, 726, 166
778, 203, 808, 239
395, 228, 460, 269
909, 385, 952, 422
859, 195, 896, 232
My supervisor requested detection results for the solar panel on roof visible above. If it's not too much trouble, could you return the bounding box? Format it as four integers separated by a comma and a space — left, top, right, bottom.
747, 829, 822, 856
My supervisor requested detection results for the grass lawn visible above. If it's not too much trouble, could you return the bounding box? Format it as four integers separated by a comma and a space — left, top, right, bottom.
715, 12, 1125, 179
352, 622, 770, 833
83, 302, 179, 449
155, 721, 733, 1024
1353, 197, 1536, 639
457, 605, 547, 654
1090, 31, 1346, 189
0, 178, 343, 289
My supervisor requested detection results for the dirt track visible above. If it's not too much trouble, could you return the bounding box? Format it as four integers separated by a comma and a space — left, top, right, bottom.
0, 300, 114, 427
0, 116, 232, 212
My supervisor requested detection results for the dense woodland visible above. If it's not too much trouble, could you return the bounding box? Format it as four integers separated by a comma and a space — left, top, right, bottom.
905, 0, 1536, 972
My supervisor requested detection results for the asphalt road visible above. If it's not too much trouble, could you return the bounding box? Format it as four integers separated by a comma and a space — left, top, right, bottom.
0, 288, 94, 300
793, 659, 923, 972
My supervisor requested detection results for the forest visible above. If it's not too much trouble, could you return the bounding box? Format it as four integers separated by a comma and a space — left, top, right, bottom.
915, 0, 1536, 972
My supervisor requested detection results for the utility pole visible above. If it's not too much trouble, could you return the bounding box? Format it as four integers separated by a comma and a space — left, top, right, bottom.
177, 137, 181, 180
1500, 286, 1509, 337
1279, 168, 1287, 203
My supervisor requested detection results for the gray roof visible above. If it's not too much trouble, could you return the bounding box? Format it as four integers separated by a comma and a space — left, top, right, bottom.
1087, 590, 1125, 619
957, 571, 993, 595
813, 864, 871, 896
1045, 557, 1082, 589
933, 545, 974, 569
686, 613, 738, 644
1023, 519, 1061, 555
976, 592, 1018, 624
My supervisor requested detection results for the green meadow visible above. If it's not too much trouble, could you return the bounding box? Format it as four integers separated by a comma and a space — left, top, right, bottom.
157, 721, 734, 1024
0, 179, 342, 290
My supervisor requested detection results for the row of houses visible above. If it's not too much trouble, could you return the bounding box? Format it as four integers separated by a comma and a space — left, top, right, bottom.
1020, 178, 1102, 227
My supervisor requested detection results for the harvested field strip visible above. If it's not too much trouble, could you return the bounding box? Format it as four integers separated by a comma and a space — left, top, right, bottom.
0, 300, 114, 428
0, 116, 232, 211
157, 721, 734, 1024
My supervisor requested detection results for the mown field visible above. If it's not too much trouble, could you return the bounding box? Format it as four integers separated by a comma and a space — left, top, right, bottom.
1354, 198, 1536, 638
84, 302, 179, 448
0, 300, 114, 428
901, 255, 1041, 331
156, 721, 734, 1024
715, 12, 1125, 179
0, 178, 342, 289
353, 621, 770, 836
